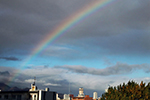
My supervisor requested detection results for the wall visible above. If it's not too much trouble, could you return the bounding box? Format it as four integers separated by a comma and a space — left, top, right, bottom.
0, 92, 29, 100
41, 91, 56, 100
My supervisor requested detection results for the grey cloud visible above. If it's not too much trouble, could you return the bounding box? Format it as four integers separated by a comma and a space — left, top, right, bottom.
0, 71, 10, 83
118, 1, 150, 29
52, 0, 150, 57
93, 32, 150, 56
0, 71, 10, 76
0, 57, 20, 61
1, 66, 150, 96
55, 63, 150, 76
0, 67, 18, 83
57, 0, 150, 39
0, 0, 150, 58
0, 71, 11, 83
56, 32, 150, 60
0, 0, 65, 20
0, 66, 18, 74
0, 0, 65, 54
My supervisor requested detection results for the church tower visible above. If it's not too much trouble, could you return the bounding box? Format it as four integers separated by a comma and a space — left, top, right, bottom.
78, 87, 84, 97
29, 77, 37, 91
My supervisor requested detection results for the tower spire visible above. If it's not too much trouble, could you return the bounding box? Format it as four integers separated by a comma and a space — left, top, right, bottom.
33, 76, 36, 85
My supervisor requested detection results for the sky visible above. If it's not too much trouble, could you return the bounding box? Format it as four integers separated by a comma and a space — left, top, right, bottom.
0, 0, 150, 97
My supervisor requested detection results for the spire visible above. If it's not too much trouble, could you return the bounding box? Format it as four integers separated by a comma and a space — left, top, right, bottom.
33, 76, 36, 85
69, 82, 70, 94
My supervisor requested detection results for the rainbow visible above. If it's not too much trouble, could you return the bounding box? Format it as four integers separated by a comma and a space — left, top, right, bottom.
10, 0, 116, 85
22, 0, 116, 67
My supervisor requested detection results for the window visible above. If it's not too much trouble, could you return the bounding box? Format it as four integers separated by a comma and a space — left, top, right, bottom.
34, 95, 36, 100
30, 95, 32, 99
4, 95, 8, 99
12, 95, 16, 99
17, 95, 21, 100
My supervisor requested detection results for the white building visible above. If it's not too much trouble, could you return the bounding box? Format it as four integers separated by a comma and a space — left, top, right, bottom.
56, 93, 70, 100
93, 92, 98, 99
77, 88, 84, 97
56, 93, 64, 100
0, 83, 56, 100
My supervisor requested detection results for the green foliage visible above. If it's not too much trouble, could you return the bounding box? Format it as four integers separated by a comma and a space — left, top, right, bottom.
101, 81, 150, 100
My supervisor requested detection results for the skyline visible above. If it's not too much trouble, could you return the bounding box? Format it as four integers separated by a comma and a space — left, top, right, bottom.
0, 0, 150, 96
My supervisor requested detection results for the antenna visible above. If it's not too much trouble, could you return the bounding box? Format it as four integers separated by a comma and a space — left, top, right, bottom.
69, 82, 70, 94
33, 76, 36, 85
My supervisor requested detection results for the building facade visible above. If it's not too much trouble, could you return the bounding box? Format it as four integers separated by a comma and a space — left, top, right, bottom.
93, 92, 97, 99
0, 91, 29, 100
77, 88, 84, 97
72, 95, 93, 100
0, 83, 56, 100
56, 87, 101, 100
71, 88, 92, 100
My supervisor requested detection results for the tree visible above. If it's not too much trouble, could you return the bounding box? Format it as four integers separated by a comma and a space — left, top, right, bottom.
101, 81, 150, 100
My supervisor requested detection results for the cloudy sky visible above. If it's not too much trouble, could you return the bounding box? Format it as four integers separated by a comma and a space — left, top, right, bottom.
0, 0, 150, 97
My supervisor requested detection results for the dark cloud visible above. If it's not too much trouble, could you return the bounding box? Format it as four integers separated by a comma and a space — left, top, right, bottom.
57, 0, 150, 38
0, 57, 20, 61
0, 0, 149, 58
0, 71, 10, 76
55, 63, 150, 76
0, 0, 66, 55
51, 0, 150, 58
92, 32, 150, 56
0, 71, 11, 83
